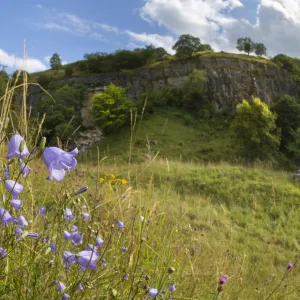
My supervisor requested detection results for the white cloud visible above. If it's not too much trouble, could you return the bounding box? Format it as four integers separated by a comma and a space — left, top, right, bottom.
126, 31, 176, 53
44, 23, 73, 33
43, 55, 51, 64
37, 4, 43, 9
40, 12, 119, 39
139, 0, 300, 57
0, 49, 47, 72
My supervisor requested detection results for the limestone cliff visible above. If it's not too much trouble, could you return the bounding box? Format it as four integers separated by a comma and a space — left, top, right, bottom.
29, 54, 296, 128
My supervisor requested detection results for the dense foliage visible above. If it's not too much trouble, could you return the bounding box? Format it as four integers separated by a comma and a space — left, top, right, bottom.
91, 84, 136, 133
172, 34, 213, 59
271, 95, 300, 152
35, 85, 85, 144
237, 37, 267, 56
231, 98, 280, 160
82, 45, 168, 74
181, 69, 212, 118
50, 53, 62, 70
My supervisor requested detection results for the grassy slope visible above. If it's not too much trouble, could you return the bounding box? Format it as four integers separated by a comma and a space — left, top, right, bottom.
76, 159, 300, 299
83, 109, 235, 164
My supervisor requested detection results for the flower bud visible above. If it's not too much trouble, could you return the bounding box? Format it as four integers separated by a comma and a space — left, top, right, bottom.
168, 267, 176, 274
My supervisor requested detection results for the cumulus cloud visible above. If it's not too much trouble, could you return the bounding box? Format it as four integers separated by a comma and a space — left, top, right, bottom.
0, 49, 47, 72
140, 0, 300, 57
126, 31, 176, 53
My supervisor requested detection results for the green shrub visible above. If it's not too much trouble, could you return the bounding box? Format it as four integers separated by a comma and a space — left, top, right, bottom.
231, 98, 280, 160
137, 87, 183, 114
182, 69, 214, 117
91, 84, 136, 133
37, 72, 52, 85
64, 65, 73, 77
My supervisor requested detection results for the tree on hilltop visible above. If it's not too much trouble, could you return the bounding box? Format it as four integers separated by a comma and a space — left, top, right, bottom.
50, 53, 62, 70
172, 34, 202, 60
254, 43, 267, 56
236, 37, 255, 55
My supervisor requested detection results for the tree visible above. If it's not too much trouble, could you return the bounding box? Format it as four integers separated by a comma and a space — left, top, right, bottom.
50, 53, 62, 70
91, 84, 136, 133
271, 95, 300, 152
156, 47, 168, 59
236, 37, 255, 55
231, 98, 280, 160
182, 70, 213, 117
255, 43, 267, 56
198, 44, 214, 52
172, 34, 202, 59
35, 85, 84, 144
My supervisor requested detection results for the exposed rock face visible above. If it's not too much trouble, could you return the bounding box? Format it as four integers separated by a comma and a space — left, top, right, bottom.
29, 55, 297, 129
75, 127, 102, 152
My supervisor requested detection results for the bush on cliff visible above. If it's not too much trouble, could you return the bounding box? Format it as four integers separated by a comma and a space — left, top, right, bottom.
91, 84, 136, 133
231, 98, 280, 161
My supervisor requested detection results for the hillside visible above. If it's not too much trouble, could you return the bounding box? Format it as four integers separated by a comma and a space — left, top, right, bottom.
81, 108, 234, 164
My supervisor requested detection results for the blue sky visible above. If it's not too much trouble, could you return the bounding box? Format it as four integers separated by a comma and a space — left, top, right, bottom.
0, 0, 299, 72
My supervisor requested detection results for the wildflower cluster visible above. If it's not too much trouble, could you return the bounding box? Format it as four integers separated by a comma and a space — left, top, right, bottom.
99, 174, 128, 186
0, 133, 178, 299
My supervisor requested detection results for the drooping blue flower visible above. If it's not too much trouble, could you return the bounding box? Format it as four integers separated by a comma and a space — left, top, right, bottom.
82, 212, 89, 221
7, 134, 30, 159
5, 180, 24, 199
117, 220, 125, 229
62, 294, 70, 300
62, 251, 76, 265
77, 283, 83, 291
15, 227, 23, 239
4, 166, 9, 180
50, 242, 57, 252
95, 237, 104, 247
76, 186, 88, 195
0, 208, 14, 225
123, 274, 129, 281
71, 232, 83, 245
86, 244, 98, 251
121, 246, 127, 253
169, 284, 176, 292
71, 225, 78, 232
0, 247, 7, 257
63, 231, 72, 241
288, 262, 294, 269
77, 250, 100, 271
39, 206, 46, 217
27, 232, 39, 239
10, 199, 23, 211
57, 281, 66, 293
20, 162, 31, 178
43, 147, 78, 182
148, 287, 158, 298
65, 208, 74, 222
100, 258, 106, 263
18, 215, 28, 228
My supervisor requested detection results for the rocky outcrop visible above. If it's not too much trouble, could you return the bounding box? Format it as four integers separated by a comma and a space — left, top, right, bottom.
29, 54, 297, 129
74, 127, 102, 151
